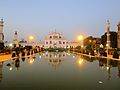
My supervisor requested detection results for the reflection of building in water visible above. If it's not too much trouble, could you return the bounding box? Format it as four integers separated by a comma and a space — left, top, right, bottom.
118, 61, 120, 78
43, 52, 66, 69
98, 58, 120, 79
15, 58, 20, 70
106, 59, 111, 80
0, 61, 3, 83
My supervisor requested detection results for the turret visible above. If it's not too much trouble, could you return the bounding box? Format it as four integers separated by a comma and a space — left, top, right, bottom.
0, 18, 4, 49
14, 31, 19, 47
0, 19, 4, 43
106, 20, 111, 48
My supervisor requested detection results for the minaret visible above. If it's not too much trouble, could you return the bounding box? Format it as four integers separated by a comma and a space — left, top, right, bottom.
106, 20, 111, 48
14, 31, 19, 47
0, 18, 4, 49
117, 22, 120, 49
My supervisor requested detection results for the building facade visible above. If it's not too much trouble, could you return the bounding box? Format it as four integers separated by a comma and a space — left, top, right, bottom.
44, 32, 67, 48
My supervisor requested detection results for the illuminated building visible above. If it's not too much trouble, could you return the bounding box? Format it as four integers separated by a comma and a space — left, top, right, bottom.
44, 32, 67, 48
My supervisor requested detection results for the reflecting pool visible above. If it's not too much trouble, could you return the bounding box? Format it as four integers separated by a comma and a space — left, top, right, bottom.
0, 52, 120, 90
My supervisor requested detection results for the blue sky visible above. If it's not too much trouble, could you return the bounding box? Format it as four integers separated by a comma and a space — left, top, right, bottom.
0, 0, 120, 42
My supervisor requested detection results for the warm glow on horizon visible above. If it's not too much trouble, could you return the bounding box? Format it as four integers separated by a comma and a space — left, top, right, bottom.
77, 35, 84, 41
29, 36, 34, 40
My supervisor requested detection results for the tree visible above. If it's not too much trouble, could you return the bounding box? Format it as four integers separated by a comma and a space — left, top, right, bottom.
101, 31, 117, 48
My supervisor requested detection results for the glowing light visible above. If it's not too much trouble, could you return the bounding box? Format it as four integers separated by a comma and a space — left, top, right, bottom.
9, 67, 13, 71
100, 44, 103, 48
99, 81, 103, 84
106, 44, 109, 47
29, 59, 34, 64
89, 40, 92, 43
78, 59, 83, 65
39, 56, 41, 59
77, 35, 83, 41
81, 45, 84, 48
73, 56, 75, 58
55, 55, 57, 58
29, 36, 34, 40
106, 66, 109, 70
9, 43, 13, 47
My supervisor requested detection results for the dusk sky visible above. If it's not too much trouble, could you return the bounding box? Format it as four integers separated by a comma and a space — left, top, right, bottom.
0, 0, 120, 42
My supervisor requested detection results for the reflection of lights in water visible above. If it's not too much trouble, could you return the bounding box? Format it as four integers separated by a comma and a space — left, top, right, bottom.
66, 53, 70, 56
9, 43, 13, 47
106, 66, 109, 70
9, 67, 13, 71
73, 56, 75, 58
39, 56, 41, 59
99, 81, 103, 84
29, 59, 35, 64
78, 59, 83, 65
55, 55, 57, 58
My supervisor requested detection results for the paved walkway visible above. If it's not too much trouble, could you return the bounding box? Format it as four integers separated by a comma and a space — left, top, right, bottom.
0, 54, 12, 61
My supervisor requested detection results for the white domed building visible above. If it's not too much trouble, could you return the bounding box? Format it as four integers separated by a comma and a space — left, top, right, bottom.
43, 32, 67, 48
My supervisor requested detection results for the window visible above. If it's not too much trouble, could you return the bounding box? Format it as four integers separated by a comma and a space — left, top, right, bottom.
63, 42, 65, 44
53, 36, 58, 39
59, 41, 61, 44
46, 42, 48, 44
59, 36, 61, 38
50, 41, 52, 44
50, 36, 52, 39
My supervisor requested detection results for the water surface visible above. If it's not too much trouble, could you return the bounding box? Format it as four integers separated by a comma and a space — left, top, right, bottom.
0, 52, 120, 90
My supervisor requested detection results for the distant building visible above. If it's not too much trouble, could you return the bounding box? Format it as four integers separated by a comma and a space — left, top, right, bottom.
0, 19, 4, 50
43, 32, 67, 48
68, 41, 80, 48
13, 31, 19, 47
